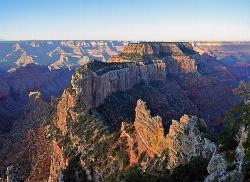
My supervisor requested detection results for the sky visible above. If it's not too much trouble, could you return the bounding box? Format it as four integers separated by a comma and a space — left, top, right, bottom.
1, 0, 250, 41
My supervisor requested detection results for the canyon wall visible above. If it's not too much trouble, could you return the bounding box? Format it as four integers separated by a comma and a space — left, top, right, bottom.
71, 61, 166, 110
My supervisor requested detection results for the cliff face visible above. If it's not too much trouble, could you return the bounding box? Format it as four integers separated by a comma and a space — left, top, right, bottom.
122, 43, 154, 56
71, 61, 166, 110
26, 128, 51, 182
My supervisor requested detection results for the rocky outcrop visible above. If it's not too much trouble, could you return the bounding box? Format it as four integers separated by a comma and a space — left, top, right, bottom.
166, 54, 197, 73
123, 100, 215, 170
165, 115, 215, 169
48, 140, 68, 182
205, 126, 248, 182
134, 99, 166, 157
55, 90, 77, 135
49, 55, 74, 70
54, 61, 166, 135
15, 52, 35, 67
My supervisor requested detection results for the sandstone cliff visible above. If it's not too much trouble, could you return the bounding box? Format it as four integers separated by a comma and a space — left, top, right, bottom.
134, 99, 166, 157
72, 61, 166, 110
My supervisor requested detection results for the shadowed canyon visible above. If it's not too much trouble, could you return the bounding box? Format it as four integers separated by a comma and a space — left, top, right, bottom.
0, 41, 250, 181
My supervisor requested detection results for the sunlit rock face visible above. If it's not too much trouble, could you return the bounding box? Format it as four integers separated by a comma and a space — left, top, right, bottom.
110, 42, 198, 74
55, 89, 78, 135
134, 99, 166, 157
48, 140, 68, 182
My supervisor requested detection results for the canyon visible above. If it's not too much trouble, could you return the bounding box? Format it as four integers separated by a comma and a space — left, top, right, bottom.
0, 41, 250, 181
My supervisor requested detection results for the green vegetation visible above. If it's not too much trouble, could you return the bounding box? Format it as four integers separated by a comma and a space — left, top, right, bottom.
63, 155, 88, 182
113, 137, 130, 165
176, 43, 197, 56
170, 156, 209, 182
118, 156, 208, 182
120, 53, 144, 62
215, 82, 250, 180
218, 103, 244, 151
120, 52, 158, 64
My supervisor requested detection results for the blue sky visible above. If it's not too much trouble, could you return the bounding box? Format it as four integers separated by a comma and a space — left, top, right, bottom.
1, 0, 250, 41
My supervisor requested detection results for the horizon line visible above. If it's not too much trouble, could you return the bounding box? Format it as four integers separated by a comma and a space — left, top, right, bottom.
1, 39, 250, 43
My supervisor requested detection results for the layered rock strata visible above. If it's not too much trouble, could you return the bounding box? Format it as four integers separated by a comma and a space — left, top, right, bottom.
111, 42, 197, 73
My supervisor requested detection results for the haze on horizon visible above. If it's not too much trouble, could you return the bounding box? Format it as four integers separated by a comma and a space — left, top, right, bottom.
1, 0, 250, 41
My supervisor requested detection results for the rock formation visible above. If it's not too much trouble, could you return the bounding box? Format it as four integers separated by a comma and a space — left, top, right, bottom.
54, 60, 166, 135
1, 41, 250, 181
205, 126, 248, 182
122, 43, 154, 56
55, 90, 77, 135
48, 140, 68, 182
122, 100, 215, 170
0, 92, 52, 182
134, 99, 166, 157
165, 115, 215, 169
